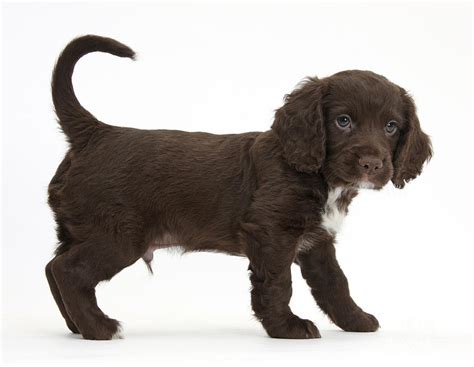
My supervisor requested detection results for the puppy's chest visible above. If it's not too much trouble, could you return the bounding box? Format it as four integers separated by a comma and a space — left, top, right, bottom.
298, 187, 357, 252
320, 187, 355, 236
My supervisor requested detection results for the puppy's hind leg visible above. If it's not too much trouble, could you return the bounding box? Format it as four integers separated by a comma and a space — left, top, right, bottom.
51, 232, 144, 340
45, 257, 79, 334
45, 220, 79, 333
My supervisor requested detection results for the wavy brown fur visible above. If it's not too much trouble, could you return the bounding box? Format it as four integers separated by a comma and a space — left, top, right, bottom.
46, 35, 432, 340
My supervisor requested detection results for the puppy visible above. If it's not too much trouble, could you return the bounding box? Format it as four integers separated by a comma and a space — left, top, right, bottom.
46, 35, 432, 340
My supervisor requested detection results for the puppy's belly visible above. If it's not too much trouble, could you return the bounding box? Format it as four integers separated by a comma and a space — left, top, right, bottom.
142, 233, 181, 263
142, 232, 245, 263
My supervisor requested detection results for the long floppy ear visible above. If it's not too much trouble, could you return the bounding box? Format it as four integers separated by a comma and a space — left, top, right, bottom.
392, 90, 432, 188
271, 78, 326, 173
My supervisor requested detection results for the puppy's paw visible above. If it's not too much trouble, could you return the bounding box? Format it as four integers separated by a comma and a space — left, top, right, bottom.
79, 316, 122, 340
66, 320, 80, 334
266, 315, 321, 339
338, 311, 379, 332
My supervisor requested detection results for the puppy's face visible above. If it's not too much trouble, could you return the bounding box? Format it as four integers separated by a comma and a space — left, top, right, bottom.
322, 71, 405, 189
272, 70, 432, 189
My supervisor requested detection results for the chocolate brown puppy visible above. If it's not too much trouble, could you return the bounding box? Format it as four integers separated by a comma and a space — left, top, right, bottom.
46, 35, 432, 340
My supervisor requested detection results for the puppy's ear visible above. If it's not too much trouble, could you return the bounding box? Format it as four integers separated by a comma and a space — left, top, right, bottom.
272, 78, 326, 173
392, 90, 432, 188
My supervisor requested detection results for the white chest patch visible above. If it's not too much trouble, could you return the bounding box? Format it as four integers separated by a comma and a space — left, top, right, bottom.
320, 187, 347, 236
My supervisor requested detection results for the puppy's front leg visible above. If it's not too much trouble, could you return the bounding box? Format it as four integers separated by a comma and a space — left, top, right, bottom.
297, 238, 379, 332
243, 226, 320, 339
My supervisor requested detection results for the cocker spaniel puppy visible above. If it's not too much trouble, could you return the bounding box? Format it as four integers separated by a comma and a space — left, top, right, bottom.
46, 35, 432, 340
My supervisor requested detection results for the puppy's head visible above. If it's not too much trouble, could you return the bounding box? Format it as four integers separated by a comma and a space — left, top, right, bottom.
272, 70, 432, 189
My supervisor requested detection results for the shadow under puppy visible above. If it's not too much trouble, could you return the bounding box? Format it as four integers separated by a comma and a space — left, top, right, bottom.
46, 35, 432, 340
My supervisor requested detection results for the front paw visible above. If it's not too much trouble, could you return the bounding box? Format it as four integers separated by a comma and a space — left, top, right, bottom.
265, 315, 321, 339
337, 311, 379, 332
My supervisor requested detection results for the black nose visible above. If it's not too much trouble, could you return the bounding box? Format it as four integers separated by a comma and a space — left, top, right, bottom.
358, 156, 383, 175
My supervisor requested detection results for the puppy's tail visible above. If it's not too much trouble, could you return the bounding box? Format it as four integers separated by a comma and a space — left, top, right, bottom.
51, 35, 135, 149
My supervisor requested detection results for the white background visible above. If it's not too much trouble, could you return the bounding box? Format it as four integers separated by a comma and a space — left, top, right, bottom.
1, 1, 472, 366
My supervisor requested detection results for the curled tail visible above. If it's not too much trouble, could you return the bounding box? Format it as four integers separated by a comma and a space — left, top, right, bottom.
51, 35, 135, 149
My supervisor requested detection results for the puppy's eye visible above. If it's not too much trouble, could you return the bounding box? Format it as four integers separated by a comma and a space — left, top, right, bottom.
385, 120, 398, 135
336, 115, 352, 129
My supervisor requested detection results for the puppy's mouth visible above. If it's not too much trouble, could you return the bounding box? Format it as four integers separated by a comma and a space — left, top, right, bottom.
349, 174, 384, 190
354, 173, 393, 190
356, 180, 376, 189
355, 173, 376, 189
336, 177, 380, 190
323, 162, 391, 190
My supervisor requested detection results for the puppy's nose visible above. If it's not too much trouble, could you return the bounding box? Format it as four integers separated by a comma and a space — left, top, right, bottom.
358, 156, 383, 175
